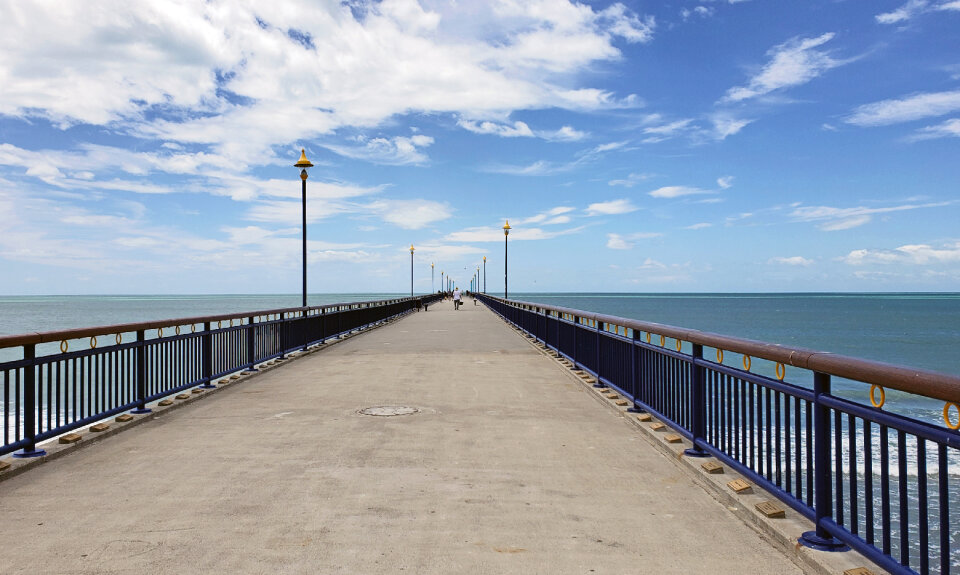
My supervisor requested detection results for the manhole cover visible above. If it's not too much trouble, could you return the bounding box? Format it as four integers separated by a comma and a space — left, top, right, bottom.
359, 405, 419, 417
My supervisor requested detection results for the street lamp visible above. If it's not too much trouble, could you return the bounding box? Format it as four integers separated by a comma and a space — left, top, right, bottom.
431, 262, 435, 294
294, 149, 314, 308
441, 270, 444, 294
410, 244, 415, 297
503, 220, 511, 299
483, 256, 486, 293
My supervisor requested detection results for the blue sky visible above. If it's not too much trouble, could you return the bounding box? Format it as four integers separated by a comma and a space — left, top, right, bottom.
1, 0, 959, 296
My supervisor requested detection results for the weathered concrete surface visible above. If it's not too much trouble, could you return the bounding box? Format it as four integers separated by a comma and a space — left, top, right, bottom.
0, 299, 808, 574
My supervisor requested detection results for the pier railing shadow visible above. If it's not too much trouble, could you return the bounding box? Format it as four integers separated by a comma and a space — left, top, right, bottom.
1, 294, 442, 461
478, 293, 960, 575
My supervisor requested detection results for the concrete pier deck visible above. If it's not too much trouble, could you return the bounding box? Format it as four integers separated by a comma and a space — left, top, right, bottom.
0, 300, 820, 574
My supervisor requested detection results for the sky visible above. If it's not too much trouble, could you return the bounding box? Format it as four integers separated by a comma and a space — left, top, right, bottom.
1, 0, 959, 296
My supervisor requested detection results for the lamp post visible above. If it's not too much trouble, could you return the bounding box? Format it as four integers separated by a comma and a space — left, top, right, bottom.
483, 256, 486, 293
294, 149, 313, 308
410, 244, 415, 297
441, 270, 444, 294
503, 220, 511, 299
431, 262, 435, 294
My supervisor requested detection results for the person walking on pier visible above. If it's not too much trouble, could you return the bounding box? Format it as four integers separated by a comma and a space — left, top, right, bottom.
453, 286, 462, 310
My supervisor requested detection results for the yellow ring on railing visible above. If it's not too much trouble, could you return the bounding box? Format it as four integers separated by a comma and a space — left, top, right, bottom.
743, 355, 752, 371
218, 320, 222, 329
230, 319, 234, 327
175, 326, 181, 336
191, 323, 196, 333
116, 333, 122, 345
90, 336, 97, 349
716, 349, 724, 364
943, 403, 960, 430
659, 335, 665, 347
676, 339, 682, 352
60, 340, 68, 353
776, 363, 785, 381
870, 385, 886, 409
159, 327, 165, 338
646, 332, 651, 344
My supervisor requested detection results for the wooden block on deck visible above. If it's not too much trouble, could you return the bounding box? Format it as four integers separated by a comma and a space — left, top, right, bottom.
727, 479, 752, 493
664, 433, 683, 443
637, 413, 652, 422
650, 422, 666, 431
175, 394, 191, 400
0, 460, 11, 472
90, 423, 110, 433
843, 569, 876, 575
192, 388, 205, 394
115, 414, 134, 423
59, 433, 82, 444
158, 399, 174, 406
615, 400, 629, 407
603, 393, 619, 399
701, 461, 724, 474
230, 375, 241, 380
218, 379, 229, 384
755, 501, 786, 518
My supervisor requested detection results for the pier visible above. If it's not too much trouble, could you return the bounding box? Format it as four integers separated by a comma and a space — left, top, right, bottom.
1, 296, 955, 574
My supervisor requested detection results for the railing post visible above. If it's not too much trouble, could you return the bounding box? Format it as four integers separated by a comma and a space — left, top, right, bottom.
593, 320, 605, 388
246, 316, 257, 371
628, 329, 643, 413
684, 344, 709, 457
14, 344, 45, 458
800, 372, 848, 551
200, 321, 215, 388
130, 330, 151, 414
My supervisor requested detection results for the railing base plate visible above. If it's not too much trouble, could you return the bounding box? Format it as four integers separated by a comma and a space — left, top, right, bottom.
798, 531, 849, 552
130, 408, 152, 415
13, 448, 46, 459
683, 447, 711, 458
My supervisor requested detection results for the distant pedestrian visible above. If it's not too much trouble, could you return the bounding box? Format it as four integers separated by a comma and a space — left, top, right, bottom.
453, 287, 461, 310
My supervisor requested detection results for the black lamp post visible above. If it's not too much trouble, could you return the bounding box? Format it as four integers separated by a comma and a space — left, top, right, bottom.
483, 256, 486, 293
294, 149, 313, 308
410, 244, 415, 297
431, 262, 434, 294
503, 220, 511, 299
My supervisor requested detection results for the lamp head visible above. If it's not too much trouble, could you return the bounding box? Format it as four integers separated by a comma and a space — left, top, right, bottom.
503, 220, 511, 236
410, 244, 415, 254
295, 148, 313, 180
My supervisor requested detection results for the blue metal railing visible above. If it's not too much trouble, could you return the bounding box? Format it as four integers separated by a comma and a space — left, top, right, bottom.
478, 293, 960, 575
1, 295, 441, 459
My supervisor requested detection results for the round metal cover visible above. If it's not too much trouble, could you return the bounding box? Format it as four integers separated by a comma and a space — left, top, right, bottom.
359, 405, 419, 417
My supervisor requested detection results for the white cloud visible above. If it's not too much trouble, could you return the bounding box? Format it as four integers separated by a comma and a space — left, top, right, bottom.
649, 186, 713, 199
846, 90, 960, 126
457, 119, 535, 138
790, 201, 953, 230
723, 33, 842, 102
769, 256, 814, 266
876, 0, 960, 22
542, 125, 589, 141
609, 172, 655, 187
717, 176, 734, 189
520, 206, 576, 225
841, 241, 960, 265
685, 222, 712, 230
606, 232, 661, 249
910, 118, 960, 140
445, 224, 582, 242
365, 199, 453, 229
0, 0, 655, 167
325, 135, 435, 165
710, 114, 753, 139
585, 199, 638, 216
876, 0, 929, 23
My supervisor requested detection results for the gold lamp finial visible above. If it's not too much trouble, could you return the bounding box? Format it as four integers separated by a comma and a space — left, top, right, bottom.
294, 148, 313, 168
410, 244, 415, 253
503, 220, 511, 235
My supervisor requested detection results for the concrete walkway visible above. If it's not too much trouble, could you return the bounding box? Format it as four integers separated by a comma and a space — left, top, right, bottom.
0, 299, 809, 574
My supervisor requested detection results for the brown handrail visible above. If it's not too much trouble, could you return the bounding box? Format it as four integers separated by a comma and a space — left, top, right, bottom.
492, 295, 960, 404
0, 297, 420, 349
